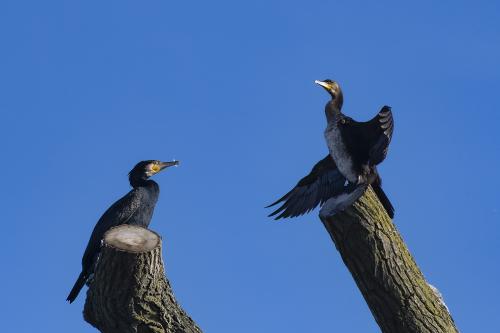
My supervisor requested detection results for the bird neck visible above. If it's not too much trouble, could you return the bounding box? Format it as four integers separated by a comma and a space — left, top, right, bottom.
129, 175, 151, 188
334, 90, 344, 110
325, 94, 343, 123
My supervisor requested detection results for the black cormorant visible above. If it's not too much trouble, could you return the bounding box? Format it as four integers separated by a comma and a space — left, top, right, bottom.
268, 80, 394, 219
66, 160, 179, 303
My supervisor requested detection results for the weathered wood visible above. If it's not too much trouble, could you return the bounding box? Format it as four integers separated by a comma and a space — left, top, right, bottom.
320, 186, 458, 333
83, 225, 202, 333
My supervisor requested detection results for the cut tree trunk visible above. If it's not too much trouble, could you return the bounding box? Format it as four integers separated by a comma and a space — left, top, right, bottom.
320, 186, 459, 333
83, 225, 202, 333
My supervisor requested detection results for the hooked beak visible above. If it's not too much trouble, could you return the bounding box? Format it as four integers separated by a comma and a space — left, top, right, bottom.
159, 160, 180, 171
314, 80, 332, 90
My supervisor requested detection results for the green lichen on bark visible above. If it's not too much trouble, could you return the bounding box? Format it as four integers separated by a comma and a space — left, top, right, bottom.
321, 186, 458, 333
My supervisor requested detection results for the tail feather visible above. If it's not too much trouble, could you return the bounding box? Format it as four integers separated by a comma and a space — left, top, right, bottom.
372, 175, 394, 219
370, 168, 394, 219
67, 271, 87, 303
372, 183, 394, 219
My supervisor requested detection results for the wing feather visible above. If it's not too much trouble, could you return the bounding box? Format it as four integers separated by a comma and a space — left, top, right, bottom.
81, 190, 143, 269
267, 155, 347, 219
369, 105, 394, 164
341, 105, 394, 165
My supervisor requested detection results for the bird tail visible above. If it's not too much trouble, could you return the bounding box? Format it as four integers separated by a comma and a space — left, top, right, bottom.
372, 182, 394, 219
67, 271, 87, 303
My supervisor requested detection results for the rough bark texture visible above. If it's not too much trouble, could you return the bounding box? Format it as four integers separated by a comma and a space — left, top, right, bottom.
84, 225, 202, 333
321, 186, 458, 333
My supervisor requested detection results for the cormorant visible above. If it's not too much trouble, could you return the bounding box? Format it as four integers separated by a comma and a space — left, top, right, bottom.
67, 160, 179, 303
267, 80, 394, 219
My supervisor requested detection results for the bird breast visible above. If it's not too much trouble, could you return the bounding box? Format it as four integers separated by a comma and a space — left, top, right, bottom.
324, 124, 358, 183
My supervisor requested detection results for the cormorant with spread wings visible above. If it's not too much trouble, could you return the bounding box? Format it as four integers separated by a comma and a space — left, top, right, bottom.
268, 80, 394, 219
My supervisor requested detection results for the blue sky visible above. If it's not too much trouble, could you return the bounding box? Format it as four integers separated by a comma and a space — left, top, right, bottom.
1, 0, 499, 332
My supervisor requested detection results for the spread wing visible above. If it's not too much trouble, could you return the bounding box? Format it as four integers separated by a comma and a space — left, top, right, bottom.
267, 155, 347, 220
342, 105, 394, 165
81, 189, 143, 270
367, 105, 394, 164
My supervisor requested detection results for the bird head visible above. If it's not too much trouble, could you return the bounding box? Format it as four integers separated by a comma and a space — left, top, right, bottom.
315, 79, 341, 99
129, 160, 179, 187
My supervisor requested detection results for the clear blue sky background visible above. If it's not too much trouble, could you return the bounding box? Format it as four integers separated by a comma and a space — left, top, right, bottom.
1, 1, 499, 332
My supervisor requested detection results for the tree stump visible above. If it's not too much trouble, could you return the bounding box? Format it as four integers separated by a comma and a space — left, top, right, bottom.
83, 225, 202, 333
320, 186, 459, 333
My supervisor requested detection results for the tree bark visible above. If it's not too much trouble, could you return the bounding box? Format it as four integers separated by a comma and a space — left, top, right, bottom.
320, 186, 459, 333
83, 225, 202, 333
